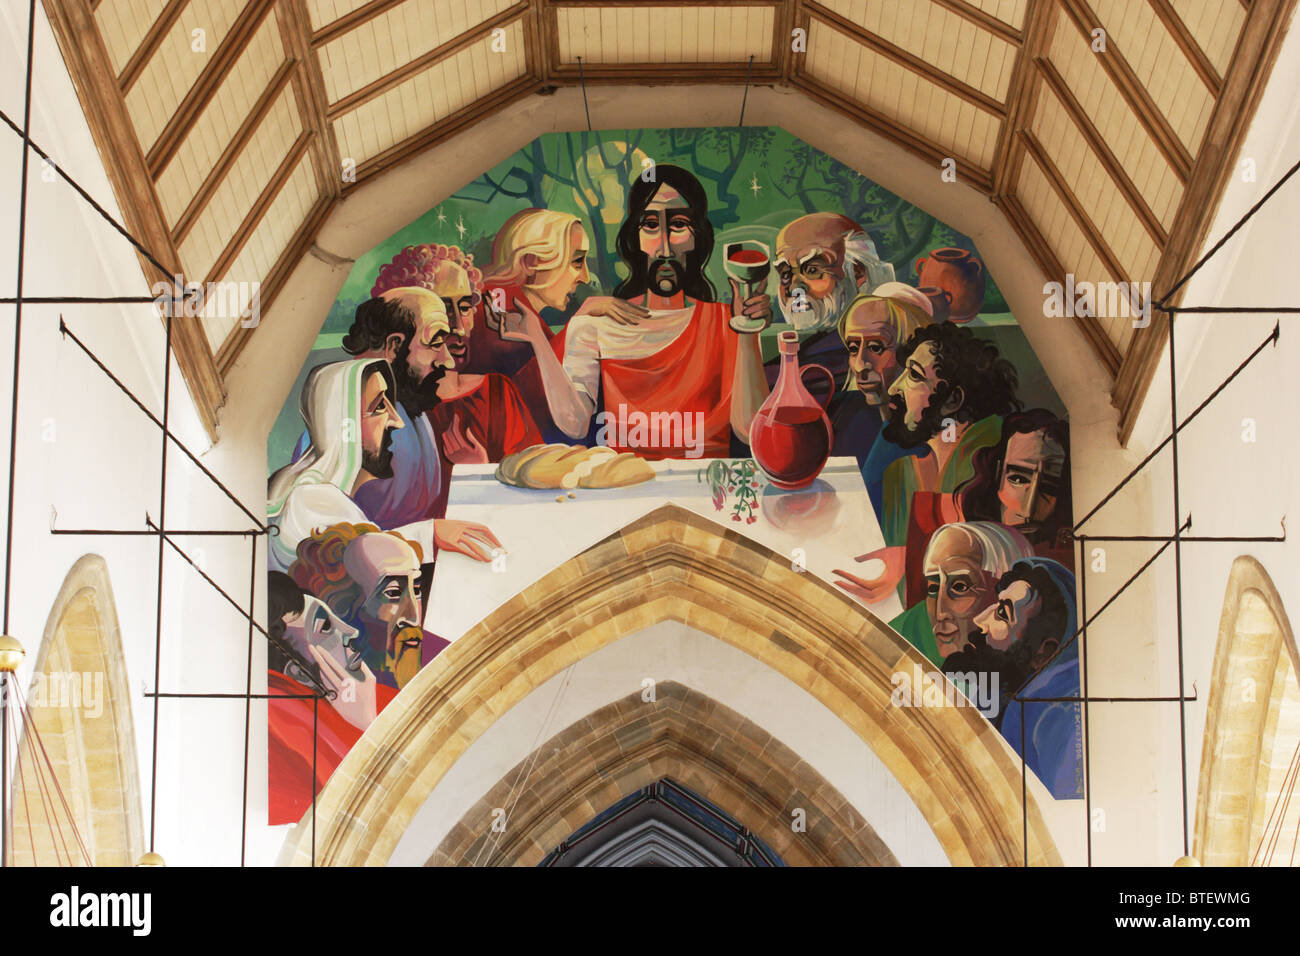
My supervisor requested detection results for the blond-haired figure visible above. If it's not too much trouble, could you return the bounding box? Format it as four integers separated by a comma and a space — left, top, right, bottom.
478, 208, 646, 441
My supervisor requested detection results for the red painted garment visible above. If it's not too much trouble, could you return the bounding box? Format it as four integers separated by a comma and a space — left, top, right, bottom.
266, 671, 396, 826
595, 300, 738, 460
428, 374, 544, 463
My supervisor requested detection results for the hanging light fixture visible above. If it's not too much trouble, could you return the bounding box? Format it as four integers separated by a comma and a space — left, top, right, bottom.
0, 635, 23, 672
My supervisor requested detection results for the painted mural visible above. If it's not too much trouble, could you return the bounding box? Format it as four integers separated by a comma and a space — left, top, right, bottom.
265, 126, 1082, 826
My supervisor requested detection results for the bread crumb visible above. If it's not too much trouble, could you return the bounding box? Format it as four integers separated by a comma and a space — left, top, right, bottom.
555, 495, 565, 503
567, 492, 576, 499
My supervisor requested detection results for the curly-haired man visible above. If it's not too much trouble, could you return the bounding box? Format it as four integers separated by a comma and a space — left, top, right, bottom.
878, 322, 1022, 547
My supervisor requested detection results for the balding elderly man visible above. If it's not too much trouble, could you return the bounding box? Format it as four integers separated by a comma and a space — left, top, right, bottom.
773, 212, 895, 333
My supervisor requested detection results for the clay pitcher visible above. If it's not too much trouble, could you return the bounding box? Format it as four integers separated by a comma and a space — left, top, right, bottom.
915, 248, 985, 323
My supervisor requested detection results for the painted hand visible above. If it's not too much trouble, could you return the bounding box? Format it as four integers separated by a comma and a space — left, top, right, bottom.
832, 545, 906, 604
574, 296, 649, 326
442, 415, 489, 464
311, 645, 378, 732
434, 519, 504, 562
728, 276, 772, 333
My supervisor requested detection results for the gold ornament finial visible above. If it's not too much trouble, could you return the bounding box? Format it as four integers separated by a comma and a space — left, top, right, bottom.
1173, 855, 1200, 867
135, 852, 166, 867
0, 635, 24, 672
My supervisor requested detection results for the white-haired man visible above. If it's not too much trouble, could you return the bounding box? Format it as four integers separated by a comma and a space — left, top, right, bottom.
773, 212, 895, 333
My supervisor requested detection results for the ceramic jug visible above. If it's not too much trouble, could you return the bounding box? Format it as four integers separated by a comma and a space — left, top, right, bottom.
915, 247, 985, 323
749, 331, 834, 490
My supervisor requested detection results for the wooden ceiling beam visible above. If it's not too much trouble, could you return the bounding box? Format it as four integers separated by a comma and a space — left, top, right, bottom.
792, 72, 995, 193
547, 62, 784, 81
1057, 0, 1193, 182
324, 2, 529, 120
116, 0, 187, 95
524, 0, 547, 81
172, 58, 296, 246
1020, 128, 1130, 287
772, 0, 799, 81
990, 0, 1055, 198
277, 0, 344, 201
40, 0, 224, 441
310, 0, 406, 49
1150, 0, 1222, 96
1035, 56, 1168, 247
805, 0, 1007, 118
930, 0, 1022, 46
145, 0, 277, 180
993, 192, 1122, 375
1112, 0, 1298, 445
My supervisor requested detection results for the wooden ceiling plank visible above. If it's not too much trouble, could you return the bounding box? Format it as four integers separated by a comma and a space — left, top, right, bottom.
1036, 56, 1168, 247
930, 0, 1023, 45
990, 0, 1055, 198
202, 129, 315, 288
145, 0, 278, 180
1112, 0, 1297, 445
1057, 0, 1193, 181
994, 191, 1122, 375
805, 0, 1007, 117
117, 0, 189, 95
277, 0, 344, 200
345, 73, 537, 186
214, 192, 334, 374
1150, 0, 1222, 96
41, 0, 224, 440
172, 58, 296, 246
324, 2, 529, 120
792, 72, 995, 193
310, 0, 407, 49
1020, 128, 1131, 287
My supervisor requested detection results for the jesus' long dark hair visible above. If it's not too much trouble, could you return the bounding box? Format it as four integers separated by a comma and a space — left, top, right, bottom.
612, 164, 717, 302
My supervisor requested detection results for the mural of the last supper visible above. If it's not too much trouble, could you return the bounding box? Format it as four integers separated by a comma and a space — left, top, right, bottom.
265, 126, 1081, 825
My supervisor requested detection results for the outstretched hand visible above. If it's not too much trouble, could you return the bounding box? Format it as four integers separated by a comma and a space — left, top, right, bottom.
832, 545, 906, 604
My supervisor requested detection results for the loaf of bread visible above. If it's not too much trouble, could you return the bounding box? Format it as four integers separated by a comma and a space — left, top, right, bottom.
496, 444, 654, 490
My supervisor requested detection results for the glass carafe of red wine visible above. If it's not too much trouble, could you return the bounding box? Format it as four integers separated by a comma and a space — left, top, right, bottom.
749, 330, 835, 490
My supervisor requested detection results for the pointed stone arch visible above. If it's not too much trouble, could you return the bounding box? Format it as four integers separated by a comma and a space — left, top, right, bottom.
282, 504, 1060, 866
1194, 556, 1300, 865
10, 554, 144, 866
430, 681, 898, 866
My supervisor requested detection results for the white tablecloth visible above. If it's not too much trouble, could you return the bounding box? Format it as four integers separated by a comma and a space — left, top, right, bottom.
427, 455, 900, 642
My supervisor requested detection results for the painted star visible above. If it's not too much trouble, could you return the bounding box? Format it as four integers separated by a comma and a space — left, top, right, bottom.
455, 214, 466, 240
436, 207, 446, 225
749, 172, 761, 196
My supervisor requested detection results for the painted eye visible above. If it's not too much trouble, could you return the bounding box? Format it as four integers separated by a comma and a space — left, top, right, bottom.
950, 581, 970, 595
1007, 475, 1029, 487
867, 343, 885, 355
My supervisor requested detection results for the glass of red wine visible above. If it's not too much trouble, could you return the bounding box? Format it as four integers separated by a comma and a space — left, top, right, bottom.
724, 240, 771, 333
